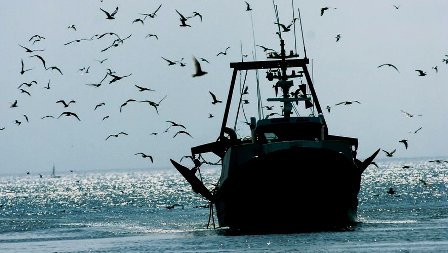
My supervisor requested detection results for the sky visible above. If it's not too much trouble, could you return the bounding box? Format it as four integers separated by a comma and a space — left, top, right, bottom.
0, 1, 447, 175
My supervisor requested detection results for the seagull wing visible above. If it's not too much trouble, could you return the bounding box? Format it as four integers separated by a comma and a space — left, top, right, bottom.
111, 6, 119, 17
100, 8, 111, 18
175, 9, 187, 21
209, 91, 217, 102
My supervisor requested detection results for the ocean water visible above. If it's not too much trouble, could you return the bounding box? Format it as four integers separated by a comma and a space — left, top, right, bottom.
1, 158, 448, 252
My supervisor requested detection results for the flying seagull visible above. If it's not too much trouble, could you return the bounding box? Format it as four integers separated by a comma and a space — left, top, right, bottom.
20, 59, 33, 75
94, 102, 105, 110
46, 66, 63, 75
18, 44, 44, 53
161, 57, 176, 66
58, 112, 81, 121
120, 99, 136, 112
97, 58, 108, 64
100, 7, 119, 19
244, 1, 252, 11
209, 91, 222, 104
335, 100, 361, 106
192, 56, 207, 77
10, 100, 18, 108
173, 130, 193, 138
20, 89, 31, 96
175, 9, 190, 27
382, 149, 396, 157
411, 127, 422, 134
321, 7, 336, 16
135, 85, 155, 92
378, 63, 400, 73
400, 110, 422, 118
140, 4, 162, 19
139, 95, 167, 114
415, 69, 427, 76
29, 34, 45, 42
105, 132, 128, 140
132, 18, 144, 25
135, 153, 154, 163
44, 80, 50, 90
145, 34, 158, 40
216, 46, 230, 56
256, 45, 275, 52
399, 139, 408, 149
166, 120, 186, 129
189, 12, 203, 22
274, 22, 293, 33
335, 34, 341, 42
30, 54, 46, 69
56, 100, 76, 108
18, 81, 37, 89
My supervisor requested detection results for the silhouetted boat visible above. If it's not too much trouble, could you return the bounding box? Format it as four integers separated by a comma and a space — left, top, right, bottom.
171, 31, 379, 233
51, 164, 61, 178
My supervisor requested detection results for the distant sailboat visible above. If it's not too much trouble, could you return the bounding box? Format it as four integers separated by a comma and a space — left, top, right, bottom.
51, 165, 61, 178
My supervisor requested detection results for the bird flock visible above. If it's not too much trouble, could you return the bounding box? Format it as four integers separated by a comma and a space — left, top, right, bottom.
2, 1, 447, 174
3, 2, 260, 173
316, 4, 447, 162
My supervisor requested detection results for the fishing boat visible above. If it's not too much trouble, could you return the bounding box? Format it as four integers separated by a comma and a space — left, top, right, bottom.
171, 13, 379, 232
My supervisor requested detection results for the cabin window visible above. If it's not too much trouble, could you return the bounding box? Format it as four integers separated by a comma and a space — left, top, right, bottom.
264, 132, 278, 143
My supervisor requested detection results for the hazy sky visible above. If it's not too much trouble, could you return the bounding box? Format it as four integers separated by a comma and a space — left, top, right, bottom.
1, 1, 447, 175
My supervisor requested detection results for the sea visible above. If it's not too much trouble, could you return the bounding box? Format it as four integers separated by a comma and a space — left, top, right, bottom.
1, 157, 448, 253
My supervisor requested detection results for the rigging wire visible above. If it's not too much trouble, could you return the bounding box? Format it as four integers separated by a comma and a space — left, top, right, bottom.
297, 6, 307, 58
234, 68, 250, 130
207, 202, 216, 229
273, 1, 282, 40
291, 0, 298, 54
233, 42, 245, 131
249, 9, 263, 121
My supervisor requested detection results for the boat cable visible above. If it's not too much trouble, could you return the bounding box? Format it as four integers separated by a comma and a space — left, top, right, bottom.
191, 157, 216, 229
292, 103, 300, 116
234, 78, 250, 130
233, 43, 250, 131
273, 1, 282, 41
297, 5, 307, 59
206, 201, 216, 229
248, 6, 263, 120
291, 0, 298, 55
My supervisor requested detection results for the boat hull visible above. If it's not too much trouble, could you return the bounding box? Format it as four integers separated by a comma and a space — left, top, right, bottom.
214, 146, 360, 232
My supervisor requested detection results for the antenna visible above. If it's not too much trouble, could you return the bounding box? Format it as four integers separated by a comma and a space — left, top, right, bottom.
297, 6, 307, 58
